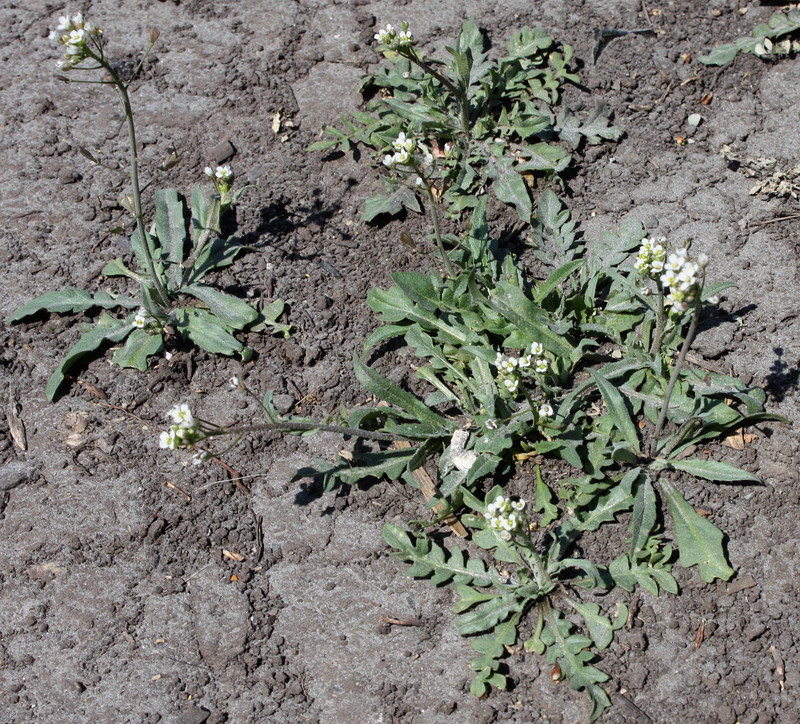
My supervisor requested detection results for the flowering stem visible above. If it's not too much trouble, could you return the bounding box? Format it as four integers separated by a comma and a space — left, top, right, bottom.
649, 286, 666, 356
81, 39, 171, 309
115, 80, 171, 308
522, 384, 539, 428
651, 301, 701, 451
207, 421, 406, 443
424, 184, 455, 278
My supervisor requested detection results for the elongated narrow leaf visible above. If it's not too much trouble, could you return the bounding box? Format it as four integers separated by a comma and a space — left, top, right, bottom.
660, 480, 734, 583
669, 458, 760, 484
155, 189, 188, 289
457, 596, 521, 636
182, 284, 258, 329
489, 281, 574, 358
46, 315, 131, 401
533, 259, 583, 302
629, 476, 657, 556
111, 329, 164, 371
367, 286, 470, 345
590, 370, 639, 452
8, 288, 129, 323
354, 354, 455, 432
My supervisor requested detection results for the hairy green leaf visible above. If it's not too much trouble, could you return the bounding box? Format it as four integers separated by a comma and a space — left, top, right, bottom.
111, 329, 163, 371
660, 480, 734, 583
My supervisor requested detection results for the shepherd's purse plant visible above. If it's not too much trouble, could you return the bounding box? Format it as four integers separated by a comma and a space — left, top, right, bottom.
8, 14, 287, 401
310, 21, 621, 224
157, 188, 787, 718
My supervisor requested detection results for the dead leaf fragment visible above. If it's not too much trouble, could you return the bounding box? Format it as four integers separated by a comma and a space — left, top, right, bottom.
63, 411, 89, 447
222, 549, 245, 562
722, 430, 756, 450
271, 111, 282, 133
551, 662, 562, 681
7, 390, 27, 451
694, 618, 706, 649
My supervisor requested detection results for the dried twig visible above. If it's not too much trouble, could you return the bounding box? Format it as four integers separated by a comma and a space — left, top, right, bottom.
392, 440, 468, 537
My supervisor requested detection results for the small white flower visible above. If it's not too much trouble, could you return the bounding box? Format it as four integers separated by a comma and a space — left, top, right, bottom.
517, 354, 532, 369
708, 295, 719, 305
697, 253, 709, 268
57, 16, 72, 31
393, 148, 410, 165
392, 132, 415, 153
374, 24, 396, 44
192, 449, 209, 466
511, 499, 526, 511
394, 30, 414, 47
133, 307, 154, 329
530, 342, 544, 356
204, 166, 214, 177
383, 154, 396, 168
159, 428, 178, 450
535, 359, 548, 374
167, 404, 194, 428
485, 418, 498, 430
539, 403, 554, 418
67, 28, 86, 46
494, 495, 506, 508
229, 376, 240, 389
214, 165, 233, 181
504, 378, 519, 393
72, 12, 84, 27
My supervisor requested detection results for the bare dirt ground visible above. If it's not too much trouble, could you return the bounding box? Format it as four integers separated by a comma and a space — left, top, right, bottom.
0, 1, 798, 722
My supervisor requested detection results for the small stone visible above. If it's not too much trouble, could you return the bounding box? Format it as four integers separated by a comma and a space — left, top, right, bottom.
744, 622, 767, 641
209, 139, 236, 164
59, 169, 81, 184
176, 706, 210, 724
0, 462, 34, 491
272, 394, 295, 415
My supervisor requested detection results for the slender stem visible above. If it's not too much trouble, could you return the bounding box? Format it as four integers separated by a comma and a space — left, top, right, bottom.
402, 51, 471, 138
649, 286, 666, 356
424, 184, 455, 278
207, 421, 406, 443
652, 302, 702, 450
81, 43, 171, 308
522, 384, 539, 428
115, 81, 171, 307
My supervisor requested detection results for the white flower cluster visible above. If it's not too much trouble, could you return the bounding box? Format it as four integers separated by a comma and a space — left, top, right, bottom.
382, 132, 433, 172
486, 495, 526, 541
635, 240, 718, 313
495, 342, 549, 396
373, 23, 414, 49
52, 13, 102, 69
159, 404, 201, 450
204, 165, 233, 182
633, 237, 667, 278
132, 307, 157, 330
659, 248, 713, 313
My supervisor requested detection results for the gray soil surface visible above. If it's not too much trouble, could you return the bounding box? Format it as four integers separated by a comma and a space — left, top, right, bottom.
0, 1, 798, 722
